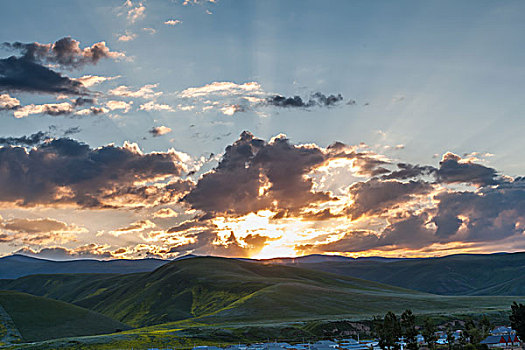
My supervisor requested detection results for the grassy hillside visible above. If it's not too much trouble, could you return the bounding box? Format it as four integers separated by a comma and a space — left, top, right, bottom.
4, 252, 525, 296
0, 291, 130, 342
2, 257, 524, 329
279, 252, 525, 295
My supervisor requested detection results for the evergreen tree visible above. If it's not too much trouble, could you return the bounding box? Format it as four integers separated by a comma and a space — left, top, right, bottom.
422, 318, 437, 350
459, 329, 469, 347
510, 302, 525, 342
445, 326, 455, 350
479, 315, 491, 339
401, 309, 418, 350
464, 317, 482, 345
375, 312, 402, 350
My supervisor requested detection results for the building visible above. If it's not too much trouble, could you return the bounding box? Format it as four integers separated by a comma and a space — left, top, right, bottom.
480, 334, 521, 348
491, 327, 515, 336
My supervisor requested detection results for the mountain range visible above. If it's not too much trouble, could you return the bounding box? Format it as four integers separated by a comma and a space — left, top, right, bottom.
0, 252, 524, 346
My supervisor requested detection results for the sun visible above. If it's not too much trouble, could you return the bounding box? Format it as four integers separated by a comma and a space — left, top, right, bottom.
250, 242, 298, 260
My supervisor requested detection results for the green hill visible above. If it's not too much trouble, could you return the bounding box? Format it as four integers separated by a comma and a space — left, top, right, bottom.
3, 252, 525, 296
0, 291, 129, 342
276, 252, 525, 295
1, 257, 524, 329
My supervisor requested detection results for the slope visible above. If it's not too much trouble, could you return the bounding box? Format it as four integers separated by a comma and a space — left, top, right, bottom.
1, 257, 524, 329
0, 291, 129, 342
278, 252, 525, 295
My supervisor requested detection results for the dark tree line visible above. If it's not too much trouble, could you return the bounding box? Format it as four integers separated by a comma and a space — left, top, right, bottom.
510, 302, 525, 342
372, 310, 495, 350
373, 310, 422, 350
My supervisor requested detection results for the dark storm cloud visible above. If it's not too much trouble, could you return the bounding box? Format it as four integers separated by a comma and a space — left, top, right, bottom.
0, 138, 191, 208
2, 217, 74, 234
149, 126, 172, 137
63, 127, 81, 136
437, 152, 501, 186
0, 217, 82, 245
84, 106, 107, 115
0, 56, 88, 95
72, 97, 96, 106
432, 178, 525, 241
326, 141, 391, 176
0, 37, 122, 96
3, 37, 123, 70
298, 213, 436, 254
306, 176, 525, 254
346, 179, 433, 220
379, 154, 499, 186
265, 92, 343, 108
382, 163, 437, 180
0, 131, 50, 146
167, 220, 208, 233
183, 131, 332, 217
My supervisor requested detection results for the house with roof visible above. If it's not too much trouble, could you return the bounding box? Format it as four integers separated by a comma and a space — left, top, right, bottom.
338, 338, 370, 350
491, 327, 515, 336
480, 334, 521, 348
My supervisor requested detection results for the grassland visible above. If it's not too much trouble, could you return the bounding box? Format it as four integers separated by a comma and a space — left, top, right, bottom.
2, 257, 525, 327
1, 256, 525, 349
0, 291, 129, 343
284, 252, 525, 295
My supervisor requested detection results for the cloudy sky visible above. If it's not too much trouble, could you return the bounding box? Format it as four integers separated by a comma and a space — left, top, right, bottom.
0, 0, 524, 260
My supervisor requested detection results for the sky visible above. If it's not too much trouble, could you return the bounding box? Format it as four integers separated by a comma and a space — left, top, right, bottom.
0, 0, 524, 260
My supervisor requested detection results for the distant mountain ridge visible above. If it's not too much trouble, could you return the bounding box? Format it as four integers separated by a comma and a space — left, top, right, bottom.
252, 253, 412, 264
0, 254, 169, 279
2, 252, 525, 296
272, 252, 525, 296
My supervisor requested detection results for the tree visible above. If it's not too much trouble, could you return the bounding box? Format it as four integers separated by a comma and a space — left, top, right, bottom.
422, 318, 437, 350
464, 317, 482, 345
375, 312, 402, 350
445, 326, 455, 350
459, 329, 469, 347
401, 309, 418, 350
510, 302, 525, 342
479, 315, 491, 339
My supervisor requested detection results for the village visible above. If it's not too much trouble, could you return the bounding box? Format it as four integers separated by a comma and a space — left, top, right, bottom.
144, 325, 522, 350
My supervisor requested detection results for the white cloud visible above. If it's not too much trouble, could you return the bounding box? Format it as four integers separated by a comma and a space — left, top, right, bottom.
126, 1, 146, 23
179, 81, 263, 98
143, 27, 157, 35
139, 101, 174, 112
221, 104, 244, 116
0, 94, 20, 110
182, 0, 216, 5
13, 102, 74, 118
153, 208, 179, 218
150, 126, 172, 136
108, 219, 156, 237
109, 84, 162, 99
75, 106, 109, 116
177, 104, 195, 111
74, 75, 120, 87
118, 32, 137, 42
106, 100, 133, 113
165, 19, 182, 26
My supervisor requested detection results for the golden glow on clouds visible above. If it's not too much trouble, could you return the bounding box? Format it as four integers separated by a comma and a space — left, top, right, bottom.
212, 210, 311, 257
